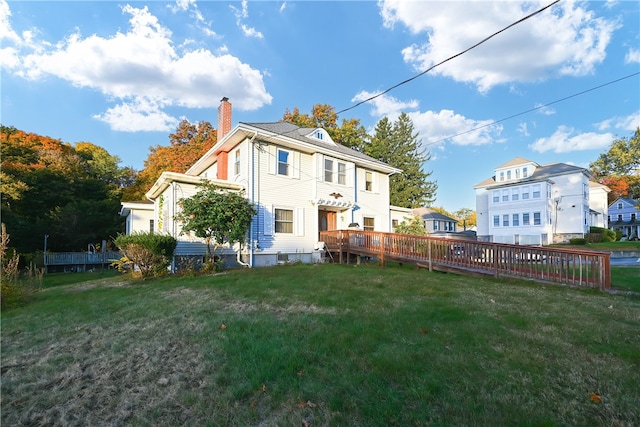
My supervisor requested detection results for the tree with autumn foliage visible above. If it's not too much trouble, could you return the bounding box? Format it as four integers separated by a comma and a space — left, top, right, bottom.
283, 104, 368, 150
122, 120, 217, 201
590, 128, 640, 204
1, 125, 125, 253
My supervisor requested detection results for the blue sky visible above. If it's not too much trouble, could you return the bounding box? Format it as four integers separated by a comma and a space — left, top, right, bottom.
1, 0, 639, 212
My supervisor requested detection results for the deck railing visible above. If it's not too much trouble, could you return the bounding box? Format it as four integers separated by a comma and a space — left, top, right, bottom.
45, 251, 122, 267
319, 230, 611, 291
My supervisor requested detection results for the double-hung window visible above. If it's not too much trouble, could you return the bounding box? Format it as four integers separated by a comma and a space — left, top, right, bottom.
277, 150, 290, 176
502, 190, 509, 202
532, 184, 541, 199
234, 149, 241, 176
533, 212, 541, 226
324, 159, 333, 182
365, 171, 373, 191
275, 209, 294, 233
493, 215, 500, 227
512, 188, 519, 201
512, 214, 519, 226
363, 217, 375, 231
337, 162, 346, 185
493, 191, 500, 203
503, 215, 509, 227
523, 213, 530, 225
522, 186, 530, 200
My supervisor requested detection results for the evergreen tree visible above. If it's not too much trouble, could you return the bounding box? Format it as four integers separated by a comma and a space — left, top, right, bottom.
364, 113, 437, 208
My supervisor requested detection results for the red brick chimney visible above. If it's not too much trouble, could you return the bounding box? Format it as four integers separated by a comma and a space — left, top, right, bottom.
218, 97, 232, 140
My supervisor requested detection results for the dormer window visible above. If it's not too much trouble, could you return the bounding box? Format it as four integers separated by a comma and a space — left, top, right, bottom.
516, 169, 520, 179
316, 131, 323, 140
507, 170, 511, 180
499, 172, 504, 182
523, 167, 528, 178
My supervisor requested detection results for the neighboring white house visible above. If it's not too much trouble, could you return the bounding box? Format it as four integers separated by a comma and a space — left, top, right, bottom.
124, 98, 401, 268
389, 206, 476, 239
475, 157, 609, 245
119, 201, 154, 235
608, 197, 640, 239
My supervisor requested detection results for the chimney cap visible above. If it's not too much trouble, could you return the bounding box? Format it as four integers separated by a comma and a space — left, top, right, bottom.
220, 96, 229, 102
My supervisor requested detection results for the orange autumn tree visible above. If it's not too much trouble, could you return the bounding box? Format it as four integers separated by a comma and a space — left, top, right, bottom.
123, 120, 217, 201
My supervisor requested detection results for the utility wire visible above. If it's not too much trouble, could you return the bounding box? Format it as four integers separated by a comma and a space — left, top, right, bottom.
426, 71, 640, 147
336, 0, 561, 115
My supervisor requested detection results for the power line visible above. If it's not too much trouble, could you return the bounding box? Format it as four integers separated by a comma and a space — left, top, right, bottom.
336, 0, 561, 116
426, 71, 640, 147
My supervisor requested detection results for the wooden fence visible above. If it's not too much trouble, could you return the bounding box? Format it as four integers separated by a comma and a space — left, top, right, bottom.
44, 251, 122, 271
319, 230, 611, 291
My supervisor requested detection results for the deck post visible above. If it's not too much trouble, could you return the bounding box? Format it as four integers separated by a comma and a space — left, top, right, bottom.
493, 244, 499, 279
380, 233, 385, 267
428, 240, 433, 272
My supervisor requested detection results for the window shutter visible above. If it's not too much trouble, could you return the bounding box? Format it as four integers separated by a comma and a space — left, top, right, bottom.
263, 205, 274, 236
267, 145, 276, 175
292, 151, 301, 179
294, 208, 304, 236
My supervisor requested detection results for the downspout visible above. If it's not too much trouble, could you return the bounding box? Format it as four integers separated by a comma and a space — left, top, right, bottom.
352, 165, 358, 224
237, 130, 259, 268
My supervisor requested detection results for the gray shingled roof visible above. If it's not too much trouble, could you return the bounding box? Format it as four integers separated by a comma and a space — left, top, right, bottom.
242, 121, 399, 172
475, 161, 590, 189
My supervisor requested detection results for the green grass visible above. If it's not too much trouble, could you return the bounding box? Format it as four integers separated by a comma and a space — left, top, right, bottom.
42, 269, 121, 288
551, 241, 640, 251
611, 266, 640, 293
2, 264, 639, 426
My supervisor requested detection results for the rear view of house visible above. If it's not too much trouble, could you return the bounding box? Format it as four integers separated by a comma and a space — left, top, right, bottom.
124, 98, 400, 268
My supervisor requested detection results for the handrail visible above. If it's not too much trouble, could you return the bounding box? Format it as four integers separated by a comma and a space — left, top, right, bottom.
44, 251, 122, 266
319, 230, 611, 291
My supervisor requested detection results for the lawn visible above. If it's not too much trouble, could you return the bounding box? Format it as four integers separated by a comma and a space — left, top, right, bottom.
2, 264, 639, 426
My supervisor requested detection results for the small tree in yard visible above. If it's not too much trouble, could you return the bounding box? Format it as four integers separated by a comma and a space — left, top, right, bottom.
175, 182, 256, 269
394, 216, 428, 236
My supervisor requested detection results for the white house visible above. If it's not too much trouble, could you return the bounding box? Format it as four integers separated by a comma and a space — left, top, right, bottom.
475, 157, 609, 245
119, 201, 154, 235
608, 197, 640, 239
125, 98, 401, 268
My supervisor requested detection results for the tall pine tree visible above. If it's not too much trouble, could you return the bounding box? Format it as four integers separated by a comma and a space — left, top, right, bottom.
364, 113, 437, 208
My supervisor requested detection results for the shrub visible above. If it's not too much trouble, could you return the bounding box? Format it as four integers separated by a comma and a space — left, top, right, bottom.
1, 224, 42, 309
113, 232, 177, 279
569, 238, 588, 245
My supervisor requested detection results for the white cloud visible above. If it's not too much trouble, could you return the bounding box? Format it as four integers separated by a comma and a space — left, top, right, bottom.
595, 111, 640, 132
625, 48, 640, 64
230, 0, 263, 39
379, 0, 619, 93
529, 126, 613, 153
517, 122, 530, 136
351, 91, 418, 120
409, 109, 503, 147
2, 3, 272, 132
279, 2, 287, 13
535, 103, 556, 116
93, 97, 179, 132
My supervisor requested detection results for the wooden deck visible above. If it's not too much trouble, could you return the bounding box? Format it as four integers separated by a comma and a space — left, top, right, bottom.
44, 251, 122, 272
319, 230, 611, 291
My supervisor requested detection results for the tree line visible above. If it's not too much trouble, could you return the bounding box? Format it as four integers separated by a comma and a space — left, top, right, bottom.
2, 110, 637, 255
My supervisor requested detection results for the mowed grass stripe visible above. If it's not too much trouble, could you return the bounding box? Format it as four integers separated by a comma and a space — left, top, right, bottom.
2, 264, 639, 426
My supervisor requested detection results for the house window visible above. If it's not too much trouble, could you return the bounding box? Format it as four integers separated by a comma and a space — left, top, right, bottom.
617, 214, 623, 222
507, 170, 511, 180
512, 188, 519, 201
444, 222, 454, 232
234, 149, 240, 176
502, 190, 509, 202
632, 214, 637, 222
583, 183, 588, 199
277, 150, 290, 176
363, 217, 375, 231
516, 169, 520, 179
522, 186, 530, 199
392, 219, 398, 231
338, 162, 346, 185
523, 213, 530, 225
503, 215, 509, 227
316, 131, 323, 140
493, 215, 500, 227
365, 171, 373, 191
523, 167, 528, 178
493, 191, 500, 203
533, 212, 541, 225
499, 171, 504, 182
275, 208, 294, 233
513, 214, 519, 226
433, 220, 440, 231
149, 219, 154, 233
617, 203, 622, 210
324, 159, 333, 182
532, 184, 541, 199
